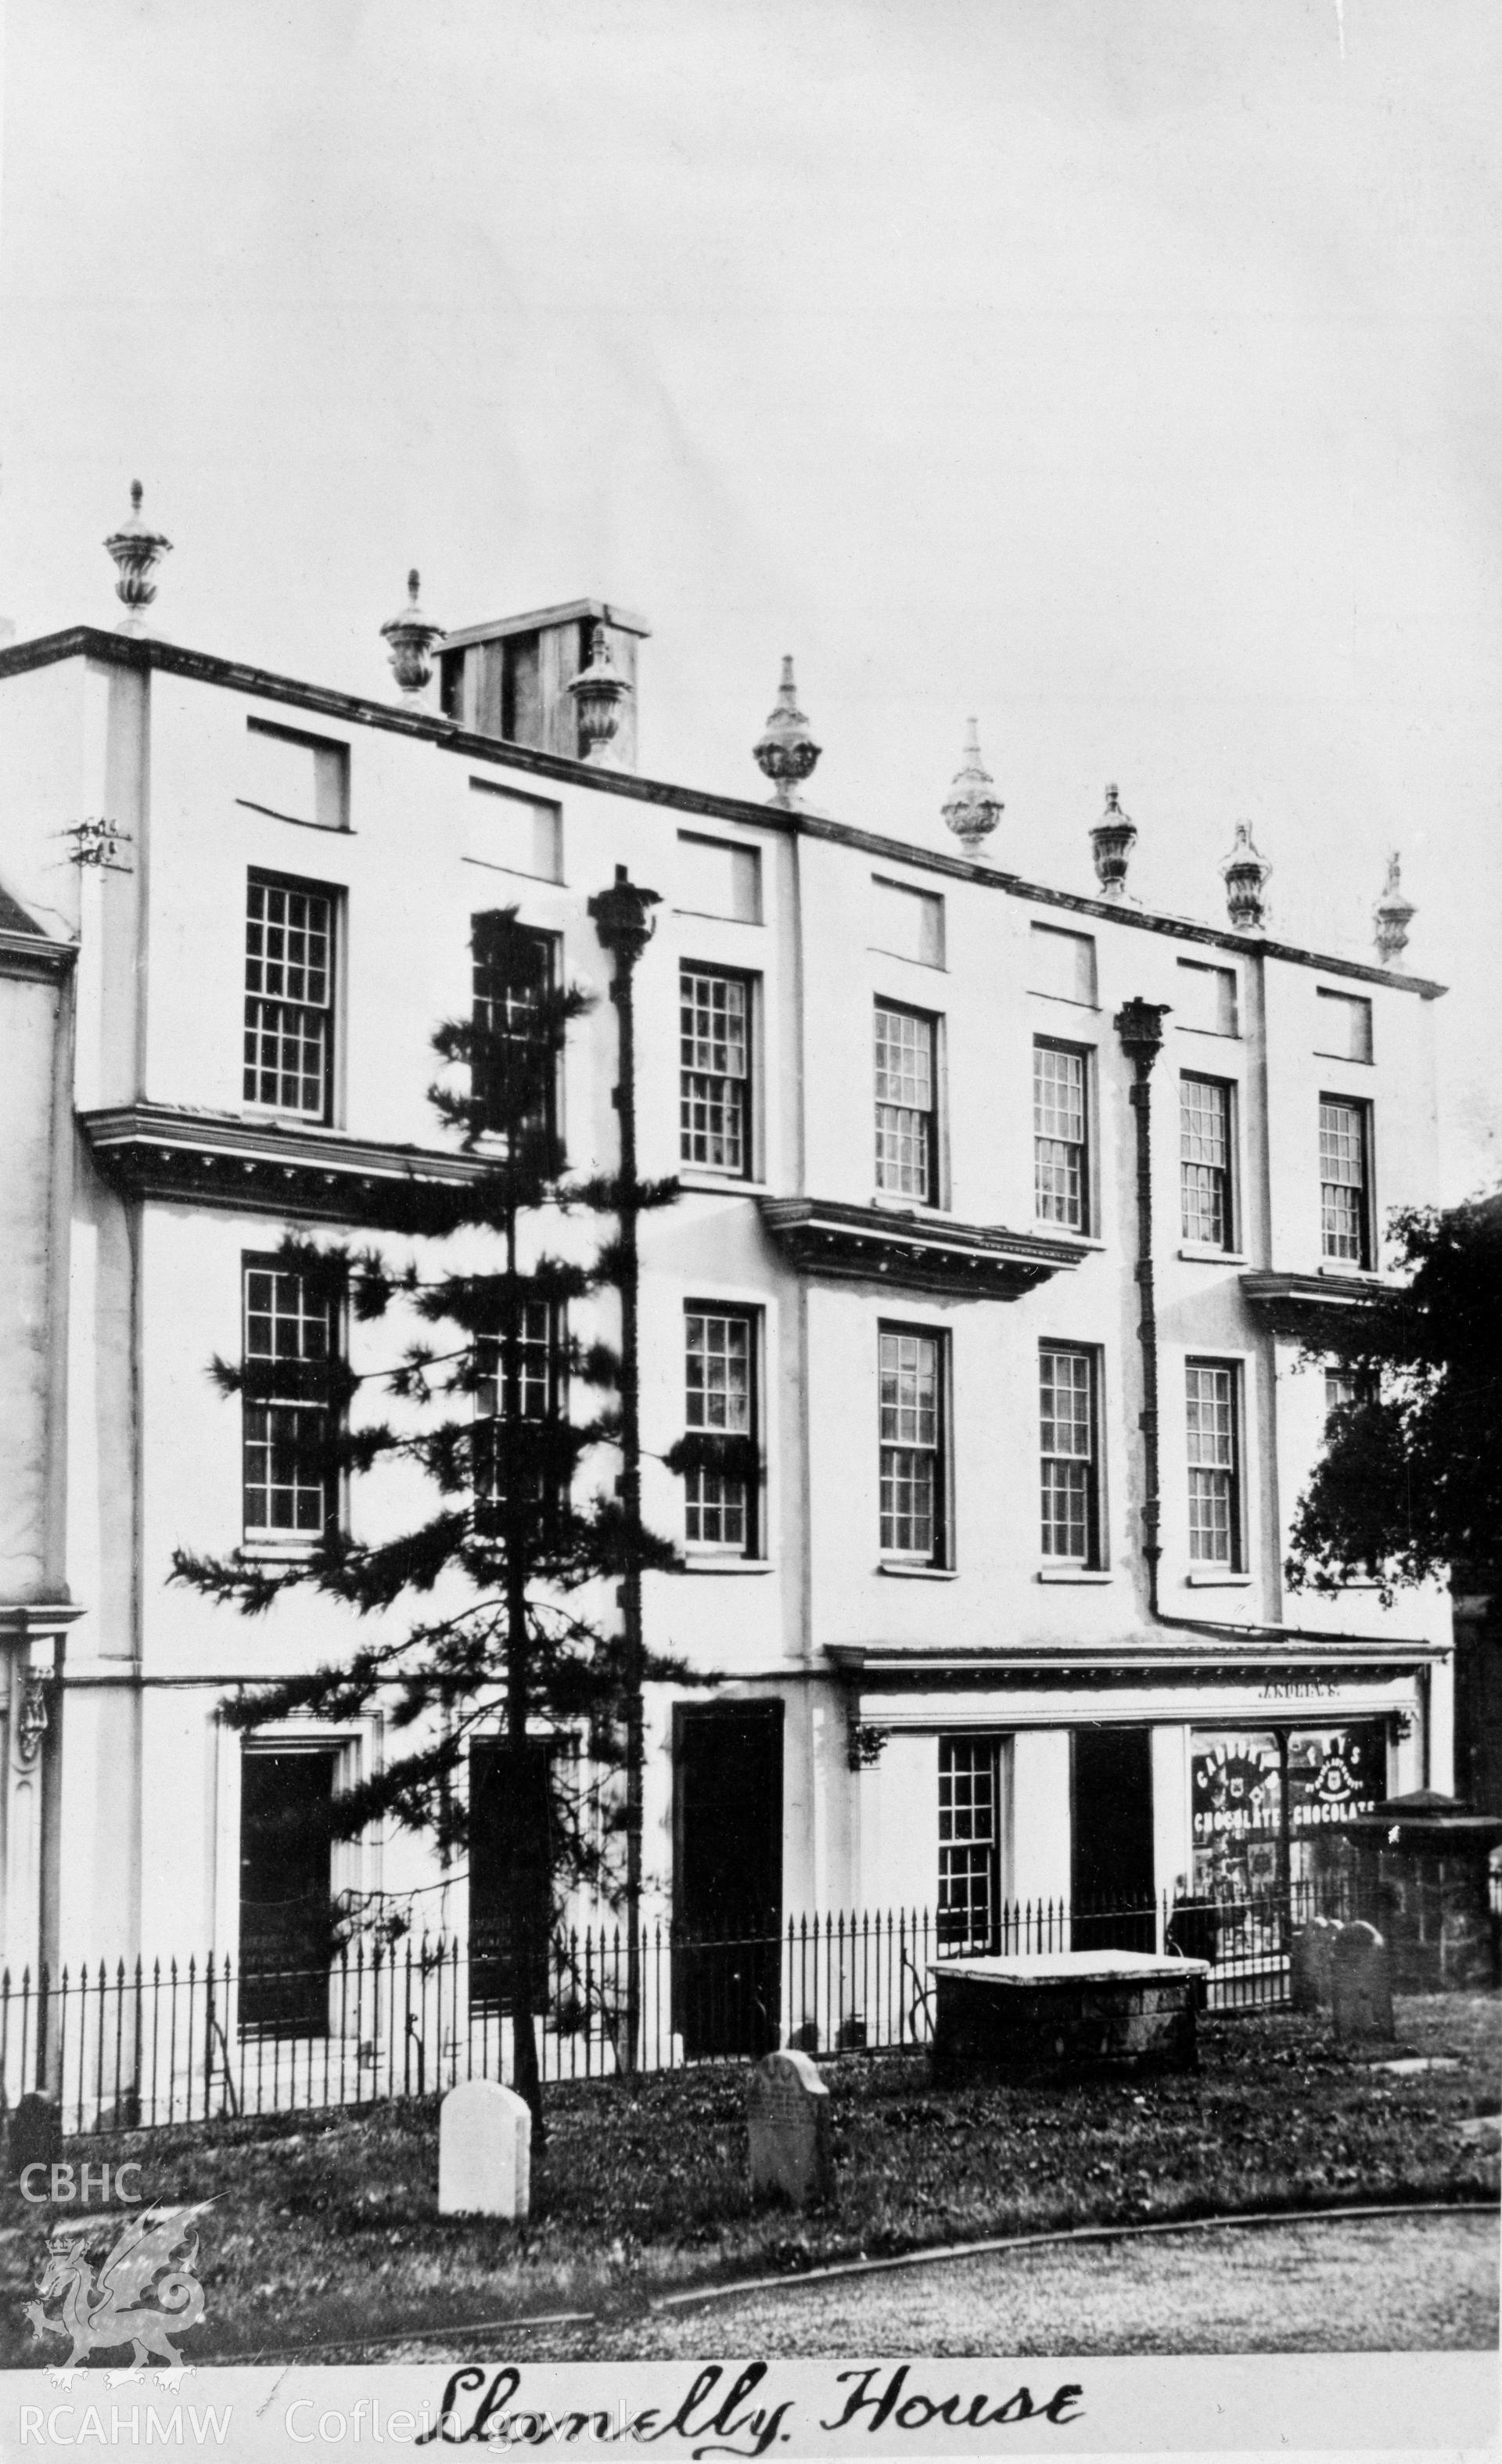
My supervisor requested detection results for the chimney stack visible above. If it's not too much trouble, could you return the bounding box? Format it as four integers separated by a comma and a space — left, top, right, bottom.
438, 599, 648, 767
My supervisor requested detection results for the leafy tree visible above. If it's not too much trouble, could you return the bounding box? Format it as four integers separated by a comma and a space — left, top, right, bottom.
171, 908, 686, 2128
1285, 1192, 1502, 1606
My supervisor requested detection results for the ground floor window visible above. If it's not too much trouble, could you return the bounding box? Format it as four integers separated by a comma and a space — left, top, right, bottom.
938, 1736, 1001, 1952
238, 1747, 338, 2035
1188, 1721, 1388, 1912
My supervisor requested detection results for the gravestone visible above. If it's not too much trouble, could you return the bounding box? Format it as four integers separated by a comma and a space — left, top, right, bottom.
8, 2092, 60, 2183
1330, 1921, 1396, 2044
438, 2077, 531, 2219
1290, 1916, 1342, 2013
747, 2048, 832, 2207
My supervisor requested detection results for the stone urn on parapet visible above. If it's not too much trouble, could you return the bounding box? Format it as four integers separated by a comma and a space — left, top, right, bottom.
569, 623, 633, 764
753, 657, 821, 809
941, 720, 1004, 854
380, 569, 445, 700
103, 481, 171, 635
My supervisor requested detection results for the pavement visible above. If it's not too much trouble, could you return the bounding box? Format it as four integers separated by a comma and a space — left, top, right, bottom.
361, 2206, 1500, 2363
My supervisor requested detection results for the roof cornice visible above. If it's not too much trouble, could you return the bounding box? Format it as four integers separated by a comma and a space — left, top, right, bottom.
0, 626, 1445, 997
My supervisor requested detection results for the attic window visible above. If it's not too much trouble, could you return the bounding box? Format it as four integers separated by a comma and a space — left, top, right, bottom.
466, 779, 563, 884
675, 833, 762, 924
1176, 958, 1238, 1037
1316, 988, 1374, 1063
1029, 923, 1097, 1006
871, 877, 945, 969
239, 719, 349, 833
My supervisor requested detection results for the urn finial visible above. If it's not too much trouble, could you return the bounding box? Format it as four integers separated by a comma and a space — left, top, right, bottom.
568, 623, 631, 764
1374, 851, 1416, 967
1220, 819, 1271, 933
103, 480, 172, 635
753, 656, 821, 809
940, 719, 1004, 852
1091, 782, 1137, 899
379, 567, 445, 700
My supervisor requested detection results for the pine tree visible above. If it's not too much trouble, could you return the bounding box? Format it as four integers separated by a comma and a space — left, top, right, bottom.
171, 905, 686, 2128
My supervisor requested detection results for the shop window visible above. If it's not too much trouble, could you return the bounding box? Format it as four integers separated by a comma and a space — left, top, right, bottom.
1186, 1722, 1389, 1956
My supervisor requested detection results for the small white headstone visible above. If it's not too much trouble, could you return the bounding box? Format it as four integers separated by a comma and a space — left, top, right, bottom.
747, 2048, 832, 2207
439, 2077, 532, 2219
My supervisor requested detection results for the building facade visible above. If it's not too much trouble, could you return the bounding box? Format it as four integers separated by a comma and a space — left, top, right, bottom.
0, 577, 1452, 2052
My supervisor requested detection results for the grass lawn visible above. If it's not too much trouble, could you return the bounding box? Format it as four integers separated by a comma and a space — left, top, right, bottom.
0, 1992, 1495, 2365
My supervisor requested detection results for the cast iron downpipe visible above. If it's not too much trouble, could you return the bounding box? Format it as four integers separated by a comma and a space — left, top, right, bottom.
1112, 994, 1438, 1659
588, 865, 660, 2077
1115, 999, 1170, 1617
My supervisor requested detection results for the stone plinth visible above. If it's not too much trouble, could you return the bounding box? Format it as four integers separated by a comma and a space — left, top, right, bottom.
929, 1951, 1209, 2078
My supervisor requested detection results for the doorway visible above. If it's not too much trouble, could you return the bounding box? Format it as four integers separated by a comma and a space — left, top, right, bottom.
1072, 1725, 1155, 1953
238, 1748, 337, 2035
469, 1740, 554, 2013
674, 1702, 783, 2055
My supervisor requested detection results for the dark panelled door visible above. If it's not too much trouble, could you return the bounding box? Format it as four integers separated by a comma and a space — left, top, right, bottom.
239, 1750, 337, 2034
469, 1741, 553, 2013
1072, 1725, 1156, 1953
674, 1703, 783, 2056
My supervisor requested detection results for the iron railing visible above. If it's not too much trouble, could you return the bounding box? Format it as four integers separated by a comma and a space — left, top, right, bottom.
1, 1882, 1362, 2139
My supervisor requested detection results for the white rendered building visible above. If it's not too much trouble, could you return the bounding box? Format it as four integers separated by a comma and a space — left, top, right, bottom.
0, 559, 1451, 2061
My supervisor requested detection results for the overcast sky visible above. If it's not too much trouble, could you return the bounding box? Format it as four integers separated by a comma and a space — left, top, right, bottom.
2, 1, 1497, 1196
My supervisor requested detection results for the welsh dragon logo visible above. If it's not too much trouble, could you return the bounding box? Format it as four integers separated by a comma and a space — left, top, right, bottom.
23, 2203, 209, 2379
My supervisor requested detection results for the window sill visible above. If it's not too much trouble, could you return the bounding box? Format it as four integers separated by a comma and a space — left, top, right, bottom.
673, 905, 763, 926
1178, 1244, 1246, 1265
1314, 1051, 1374, 1067
1176, 1024, 1240, 1041
679, 1555, 774, 1576
1184, 1570, 1252, 1588
869, 1192, 947, 1216
879, 1561, 958, 1581
240, 1539, 324, 1562
1032, 1228, 1106, 1250
1037, 1566, 1112, 1585
1028, 991, 1101, 1013
1317, 1264, 1383, 1284
677, 1169, 771, 1196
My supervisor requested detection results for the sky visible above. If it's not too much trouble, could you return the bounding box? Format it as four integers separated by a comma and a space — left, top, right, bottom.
2, 0, 1497, 1197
